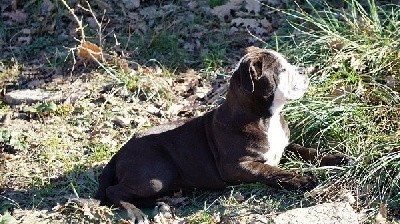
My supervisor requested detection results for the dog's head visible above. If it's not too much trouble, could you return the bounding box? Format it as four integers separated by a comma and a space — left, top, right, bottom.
230, 47, 309, 114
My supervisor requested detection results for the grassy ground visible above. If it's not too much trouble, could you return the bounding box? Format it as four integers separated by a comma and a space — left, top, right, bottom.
279, 0, 400, 218
0, 0, 399, 223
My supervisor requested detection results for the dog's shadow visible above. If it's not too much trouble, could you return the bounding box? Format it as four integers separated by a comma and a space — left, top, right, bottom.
1, 164, 101, 213
2, 164, 314, 222
176, 184, 315, 221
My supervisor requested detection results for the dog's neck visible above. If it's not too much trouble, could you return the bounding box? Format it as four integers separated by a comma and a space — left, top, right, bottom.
268, 95, 285, 116
214, 87, 277, 129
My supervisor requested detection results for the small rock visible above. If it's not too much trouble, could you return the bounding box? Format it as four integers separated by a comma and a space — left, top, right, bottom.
132, 115, 148, 127
65, 90, 90, 104
273, 202, 359, 224
26, 79, 44, 88
52, 75, 64, 83
99, 136, 117, 148
122, 0, 140, 10
147, 104, 160, 115
113, 116, 132, 127
219, 215, 241, 224
4, 89, 63, 105
0, 113, 12, 126
234, 192, 245, 202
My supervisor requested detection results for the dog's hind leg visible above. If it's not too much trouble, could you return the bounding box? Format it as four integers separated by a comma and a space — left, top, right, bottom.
105, 184, 150, 224
94, 156, 117, 204
285, 143, 354, 166
105, 153, 179, 223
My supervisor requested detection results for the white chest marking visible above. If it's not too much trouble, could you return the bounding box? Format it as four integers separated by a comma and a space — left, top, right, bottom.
264, 113, 289, 166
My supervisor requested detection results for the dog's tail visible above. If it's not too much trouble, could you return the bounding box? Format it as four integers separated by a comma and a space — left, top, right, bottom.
94, 155, 117, 205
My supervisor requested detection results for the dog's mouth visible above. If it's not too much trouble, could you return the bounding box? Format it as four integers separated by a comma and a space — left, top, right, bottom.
285, 71, 309, 100
287, 89, 308, 100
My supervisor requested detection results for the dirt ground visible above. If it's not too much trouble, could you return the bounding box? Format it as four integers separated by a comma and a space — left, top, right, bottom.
2, 0, 396, 223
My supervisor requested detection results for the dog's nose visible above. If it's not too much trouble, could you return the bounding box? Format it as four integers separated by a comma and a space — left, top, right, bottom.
297, 67, 306, 75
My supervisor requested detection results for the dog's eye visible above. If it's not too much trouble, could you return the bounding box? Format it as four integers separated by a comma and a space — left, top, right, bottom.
280, 69, 286, 73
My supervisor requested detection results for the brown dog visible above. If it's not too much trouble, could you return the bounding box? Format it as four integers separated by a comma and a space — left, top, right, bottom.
94, 47, 350, 223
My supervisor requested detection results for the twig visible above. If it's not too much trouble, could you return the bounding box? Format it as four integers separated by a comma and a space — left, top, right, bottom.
60, 0, 85, 42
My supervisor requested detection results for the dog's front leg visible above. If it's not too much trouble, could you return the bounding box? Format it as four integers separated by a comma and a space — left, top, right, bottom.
285, 143, 354, 166
223, 161, 317, 190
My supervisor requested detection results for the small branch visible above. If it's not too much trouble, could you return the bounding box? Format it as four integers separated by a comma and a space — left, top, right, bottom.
60, 0, 85, 42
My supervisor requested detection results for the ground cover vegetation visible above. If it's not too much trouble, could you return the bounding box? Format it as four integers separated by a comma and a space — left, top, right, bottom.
279, 0, 400, 219
0, 0, 399, 223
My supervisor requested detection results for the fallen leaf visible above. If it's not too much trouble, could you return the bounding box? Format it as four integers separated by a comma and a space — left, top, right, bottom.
17, 36, 31, 45
266, 0, 282, 6
119, 220, 131, 224
94, 0, 112, 11
329, 40, 345, 51
232, 18, 259, 29
122, 0, 140, 10
260, 18, 273, 32
78, 41, 103, 60
386, 75, 399, 90
245, 0, 261, 15
195, 84, 212, 99
3, 10, 27, 23
211, 0, 243, 19
40, 0, 54, 15
375, 203, 387, 224
255, 27, 268, 35
139, 6, 158, 19
174, 70, 201, 94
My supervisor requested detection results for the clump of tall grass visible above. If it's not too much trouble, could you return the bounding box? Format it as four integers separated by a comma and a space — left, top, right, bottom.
274, 0, 400, 219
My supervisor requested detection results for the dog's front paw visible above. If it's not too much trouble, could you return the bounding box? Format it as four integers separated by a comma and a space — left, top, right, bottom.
320, 154, 355, 166
280, 173, 318, 191
295, 174, 318, 191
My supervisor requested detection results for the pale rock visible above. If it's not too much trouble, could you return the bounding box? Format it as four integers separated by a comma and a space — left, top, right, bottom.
273, 202, 359, 224
65, 90, 91, 104
147, 104, 160, 115
4, 89, 63, 105
52, 75, 63, 83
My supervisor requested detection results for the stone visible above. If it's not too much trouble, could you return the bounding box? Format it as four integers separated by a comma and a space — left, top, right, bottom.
4, 89, 63, 105
113, 116, 132, 128
26, 79, 44, 88
273, 202, 359, 224
65, 90, 90, 104
122, 0, 140, 10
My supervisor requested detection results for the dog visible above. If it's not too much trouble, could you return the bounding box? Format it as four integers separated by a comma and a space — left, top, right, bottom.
94, 47, 351, 223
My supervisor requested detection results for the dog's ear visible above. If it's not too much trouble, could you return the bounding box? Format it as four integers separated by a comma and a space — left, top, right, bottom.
237, 61, 255, 93
236, 53, 266, 93
236, 48, 277, 93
